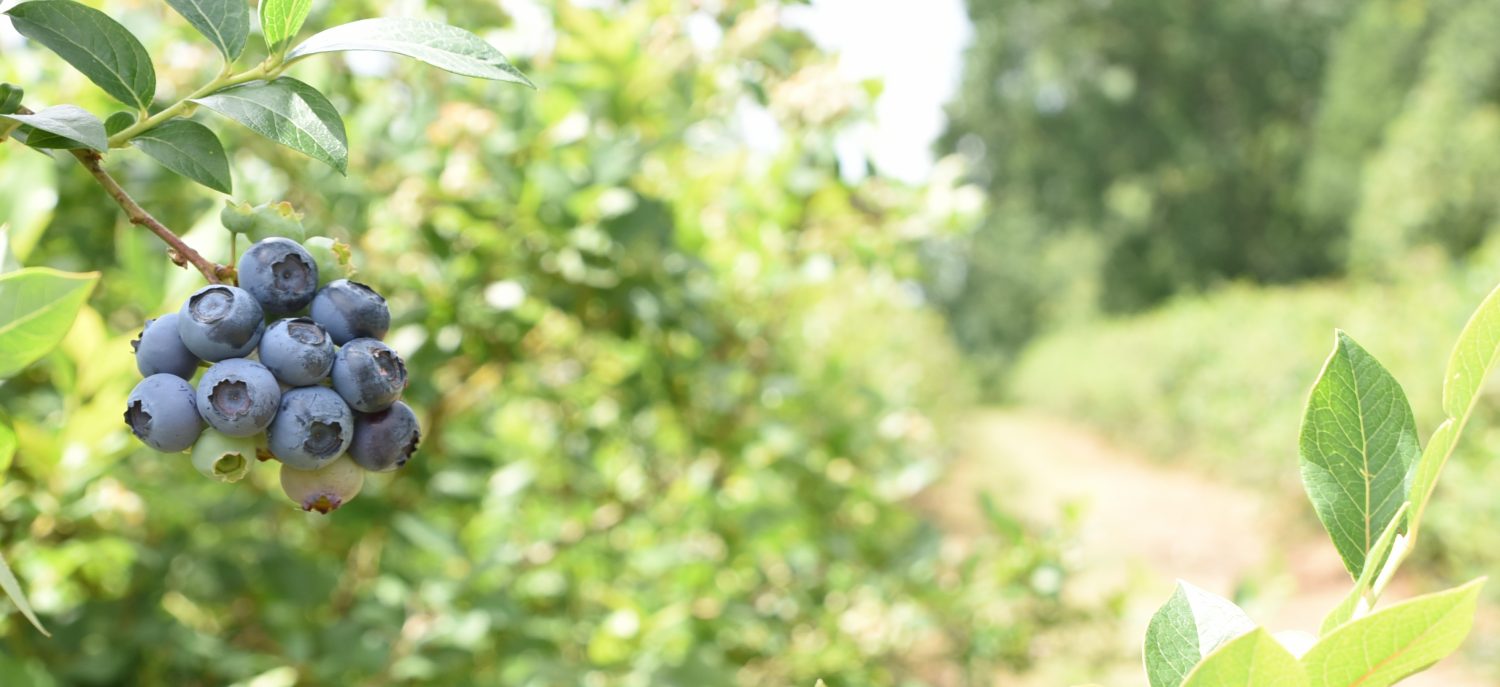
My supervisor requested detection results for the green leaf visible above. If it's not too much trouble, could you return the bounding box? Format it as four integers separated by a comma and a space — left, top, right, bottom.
1, 105, 108, 151
1442, 281, 1500, 419
104, 111, 137, 136
0, 267, 100, 380
166, 0, 249, 60
1408, 418, 1456, 528
1145, 580, 1257, 687
131, 119, 233, 193
1181, 629, 1308, 687
192, 78, 347, 173
258, 0, 313, 54
1298, 331, 1420, 579
1319, 501, 1408, 636
4, 0, 157, 110
0, 549, 49, 636
1301, 578, 1485, 687
286, 18, 534, 85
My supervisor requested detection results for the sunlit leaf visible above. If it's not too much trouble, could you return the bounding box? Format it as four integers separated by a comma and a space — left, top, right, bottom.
0, 267, 100, 379
286, 18, 533, 85
1, 105, 107, 151
1301, 579, 1485, 687
1298, 331, 1419, 579
1181, 629, 1307, 687
1145, 580, 1256, 687
258, 0, 312, 54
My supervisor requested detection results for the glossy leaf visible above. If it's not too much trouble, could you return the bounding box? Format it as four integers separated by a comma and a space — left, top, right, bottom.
1319, 502, 1407, 635
1, 105, 107, 151
166, 0, 249, 60
131, 119, 233, 193
258, 0, 313, 54
4, 0, 156, 110
0, 267, 100, 380
192, 78, 348, 173
0, 550, 49, 636
1298, 331, 1419, 579
1181, 629, 1308, 687
1145, 580, 1257, 687
286, 18, 534, 85
1301, 579, 1485, 687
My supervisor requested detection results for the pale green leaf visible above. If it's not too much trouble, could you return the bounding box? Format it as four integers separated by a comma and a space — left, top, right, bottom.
1145, 580, 1257, 687
286, 18, 533, 85
1301, 578, 1485, 687
1, 105, 108, 151
4, 0, 157, 110
192, 78, 347, 173
1181, 629, 1308, 687
1407, 419, 1456, 530
1298, 331, 1419, 578
166, 0, 249, 60
1319, 501, 1408, 635
131, 119, 233, 193
1442, 281, 1500, 419
0, 550, 48, 636
258, 0, 313, 54
0, 267, 100, 379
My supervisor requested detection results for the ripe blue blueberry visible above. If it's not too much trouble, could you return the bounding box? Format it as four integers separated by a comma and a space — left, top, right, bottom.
196, 359, 281, 436
125, 374, 203, 452
349, 401, 420, 472
259, 317, 335, 386
177, 285, 265, 361
267, 386, 354, 470
132, 312, 199, 379
237, 237, 319, 315
330, 338, 407, 413
280, 455, 364, 514
309, 279, 390, 345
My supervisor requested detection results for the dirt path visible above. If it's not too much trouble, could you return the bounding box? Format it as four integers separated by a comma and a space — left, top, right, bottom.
916, 409, 1489, 687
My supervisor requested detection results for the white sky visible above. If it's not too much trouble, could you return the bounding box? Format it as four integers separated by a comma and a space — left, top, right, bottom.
784, 0, 972, 184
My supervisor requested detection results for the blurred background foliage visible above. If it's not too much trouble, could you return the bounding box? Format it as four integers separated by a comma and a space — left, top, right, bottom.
8, 0, 1500, 683
0, 1, 1083, 685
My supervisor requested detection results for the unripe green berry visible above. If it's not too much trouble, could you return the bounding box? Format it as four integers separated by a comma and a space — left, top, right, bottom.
303, 237, 355, 286
190, 428, 256, 483
280, 455, 365, 514
221, 200, 306, 242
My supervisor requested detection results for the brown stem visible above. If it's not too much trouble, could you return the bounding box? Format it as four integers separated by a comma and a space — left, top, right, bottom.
12, 105, 231, 284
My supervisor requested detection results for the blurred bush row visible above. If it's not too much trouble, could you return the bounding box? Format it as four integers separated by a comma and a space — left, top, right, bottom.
1, 1, 1077, 685
933, 0, 1500, 380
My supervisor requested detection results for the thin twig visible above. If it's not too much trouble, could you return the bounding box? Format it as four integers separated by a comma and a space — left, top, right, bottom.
11, 104, 230, 283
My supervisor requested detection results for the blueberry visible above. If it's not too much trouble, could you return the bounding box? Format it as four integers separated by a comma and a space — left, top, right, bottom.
237, 237, 319, 315
309, 280, 390, 345
190, 429, 256, 483
349, 401, 420, 472
196, 359, 281, 436
132, 312, 199, 379
124, 374, 203, 452
279, 455, 364, 514
330, 338, 407, 413
267, 386, 353, 470
259, 317, 335, 386
177, 285, 265, 361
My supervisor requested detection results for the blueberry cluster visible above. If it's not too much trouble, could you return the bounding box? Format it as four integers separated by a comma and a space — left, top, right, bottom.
125, 237, 419, 514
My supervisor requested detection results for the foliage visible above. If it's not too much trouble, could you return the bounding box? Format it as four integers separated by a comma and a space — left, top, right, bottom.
1, 1, 1079, 685
1136, 264, 1500, 684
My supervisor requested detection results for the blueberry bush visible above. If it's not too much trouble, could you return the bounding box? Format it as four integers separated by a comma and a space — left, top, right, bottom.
0, 2, 1082, 684
1137, 284, 1500, 683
